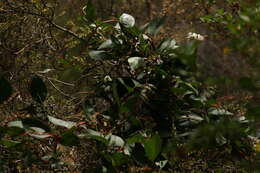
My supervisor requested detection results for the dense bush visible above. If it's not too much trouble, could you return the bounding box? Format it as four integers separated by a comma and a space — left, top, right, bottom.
0, 1, 259, 172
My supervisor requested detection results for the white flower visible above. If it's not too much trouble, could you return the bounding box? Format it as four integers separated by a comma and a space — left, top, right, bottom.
119, 13, 135, 28
187, 32, 205, 41
104, 75, 112, 82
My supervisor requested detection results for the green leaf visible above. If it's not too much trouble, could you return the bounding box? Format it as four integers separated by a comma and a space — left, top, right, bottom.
240, 14, 250, 22
89, 50, 110, 60
179, 114, 204, 122
60, 130, 79, 147
87, 135, 108, 145
158, 38, 178, 52
208, 108, 233, 116
48, 116, 76, 129
60, 67, 81, 83
131, 143, 150, 166
8, 119, 50, 133
29, 75, 47, 103
127, 134, 146, 144
128, 57, 145, 70
28, 127, 46, 133
180, 40, 198, 56
7, 119, 51, 139
111, 35, 122, 46
105, 134, 124, 147
82, 1, 96, 21
121, 26, 141, 37
79, 129, 108, 145
0, 139, 21, 148
117, 77, 136, 94
5, 127, 25, 137
8, 120, 24, 128
246, 106, 260, 120
215, 133, 227, 146
141, 16, 166, 35
22, 118, 50, 132
29, 133, 52, 139
0, 76, 13, 104
38, 69, 53, 74
144, 134, 162, 161
98, 39, 115, 49
179, 81, 199, 96
239, 77, 257, 91
112, 80, 120, 106
105, 152, 127, 167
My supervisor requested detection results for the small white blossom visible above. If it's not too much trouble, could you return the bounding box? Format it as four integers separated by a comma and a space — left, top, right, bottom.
187, 32, 205, 41
119, 13, 135, 28
104, 75, 112, 82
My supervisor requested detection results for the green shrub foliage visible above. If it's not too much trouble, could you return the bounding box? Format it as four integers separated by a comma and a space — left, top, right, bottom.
0, 1, 258, 172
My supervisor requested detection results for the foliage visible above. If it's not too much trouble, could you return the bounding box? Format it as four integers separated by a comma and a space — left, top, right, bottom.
0, 0, 259, 172
199, 0, 260, 90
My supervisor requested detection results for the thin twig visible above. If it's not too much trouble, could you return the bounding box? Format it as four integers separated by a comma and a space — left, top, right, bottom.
37, 73, 75, 87
9, 7, 86, 42
46, 76, 75, 86
47, 78, 75, 99
47, 19, 86, 42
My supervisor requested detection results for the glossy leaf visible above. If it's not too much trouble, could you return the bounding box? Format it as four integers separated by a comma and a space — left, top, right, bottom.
29, 75, 47, 103
131, 143, 150, 166
208, 108, 233, 116
105, 152, 127, 167
127, 134, 146, 144
141, 16, 166, 35
82, 1, 96, 21
179, 114, 204, 122
128, 57, 145, 70
105, 134, 124, 147
144, 134, 162, 161
89, 50, 109, 60
22, 118, 50, 132
158, 38, 178, 52
112, 80, 120, 106
0, 76, 13, 104
79, 129, 108, 145
8, 119, 50, 132
48, 116, 76, 129
60, 130, 79, 147
0, 139, 21, 148
60, 67, 81, 83
8, 121, 23, 128
246, 106, 260, 120
29, 133, 52, 139
98, 39, 114, 49
239, 77, 257, 91
5, 127, 25, 137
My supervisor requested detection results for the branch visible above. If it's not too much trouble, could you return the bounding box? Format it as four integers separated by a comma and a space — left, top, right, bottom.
47, 78, 75, 99
47, 19, 87, 42
8, 6, 86, 42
